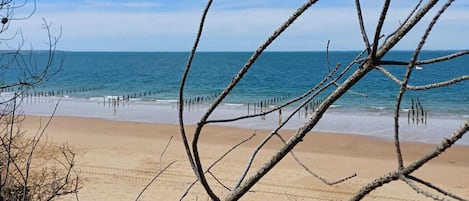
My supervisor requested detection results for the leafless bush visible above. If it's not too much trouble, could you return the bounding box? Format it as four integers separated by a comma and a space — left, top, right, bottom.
0, 1, 79, 200
178, 0, 468, 200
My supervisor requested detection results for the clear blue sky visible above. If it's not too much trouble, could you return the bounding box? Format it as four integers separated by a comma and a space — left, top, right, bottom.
10, 0, 469, 51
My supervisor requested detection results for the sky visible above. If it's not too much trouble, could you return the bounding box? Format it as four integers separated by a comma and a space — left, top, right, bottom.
5, 0, 469, 51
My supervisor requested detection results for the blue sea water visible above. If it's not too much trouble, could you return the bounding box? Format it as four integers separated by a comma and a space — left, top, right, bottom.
2, 51, 468, 144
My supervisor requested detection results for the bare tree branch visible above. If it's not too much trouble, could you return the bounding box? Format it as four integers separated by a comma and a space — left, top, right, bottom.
354, 0, 371, 54
177, 0, 216, 199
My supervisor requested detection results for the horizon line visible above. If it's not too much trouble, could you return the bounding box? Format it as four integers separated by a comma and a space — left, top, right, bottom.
43, 49, 467, 53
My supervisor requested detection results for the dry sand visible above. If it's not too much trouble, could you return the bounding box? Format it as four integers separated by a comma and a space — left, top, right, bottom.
22, 115, 469, 201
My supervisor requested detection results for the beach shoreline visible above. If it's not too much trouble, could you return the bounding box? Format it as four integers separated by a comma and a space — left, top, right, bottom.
17, 96, 469, 145
21, 114, 469, 200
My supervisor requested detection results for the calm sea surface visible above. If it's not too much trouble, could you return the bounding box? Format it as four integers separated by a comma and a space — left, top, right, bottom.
3, 51, 468, 144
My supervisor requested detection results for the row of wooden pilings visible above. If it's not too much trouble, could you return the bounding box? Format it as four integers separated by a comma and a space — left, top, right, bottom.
247, 96, 324, 117
247, 95, 292, 115
3, 85, 326, 120
34, 88, 99, 97
1, 86, 170, 107
181, 94, 325, 120
101, 90, 170, 106
2, 87, 101, 97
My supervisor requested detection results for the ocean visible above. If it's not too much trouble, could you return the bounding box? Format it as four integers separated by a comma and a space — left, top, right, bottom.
2, 51, 468, 144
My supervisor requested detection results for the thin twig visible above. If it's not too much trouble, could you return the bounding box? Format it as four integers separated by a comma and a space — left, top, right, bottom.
160, 136, 173, 171
208, 171, 230, 191
407, 175, 467, 201
274, 133, 356, 185
401, 176, 449, 201
379, 50, 469, 66
325, 40, 332, 72
355, 0, 371, 53
375, 66, 468, 90
135, 160, 177, 201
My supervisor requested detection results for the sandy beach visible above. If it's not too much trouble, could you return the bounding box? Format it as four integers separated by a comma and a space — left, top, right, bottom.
21, 115, 469, 201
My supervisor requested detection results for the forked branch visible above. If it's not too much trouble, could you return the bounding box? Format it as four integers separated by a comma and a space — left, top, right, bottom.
180, 133, 256, 201
350, 120, 468, 201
